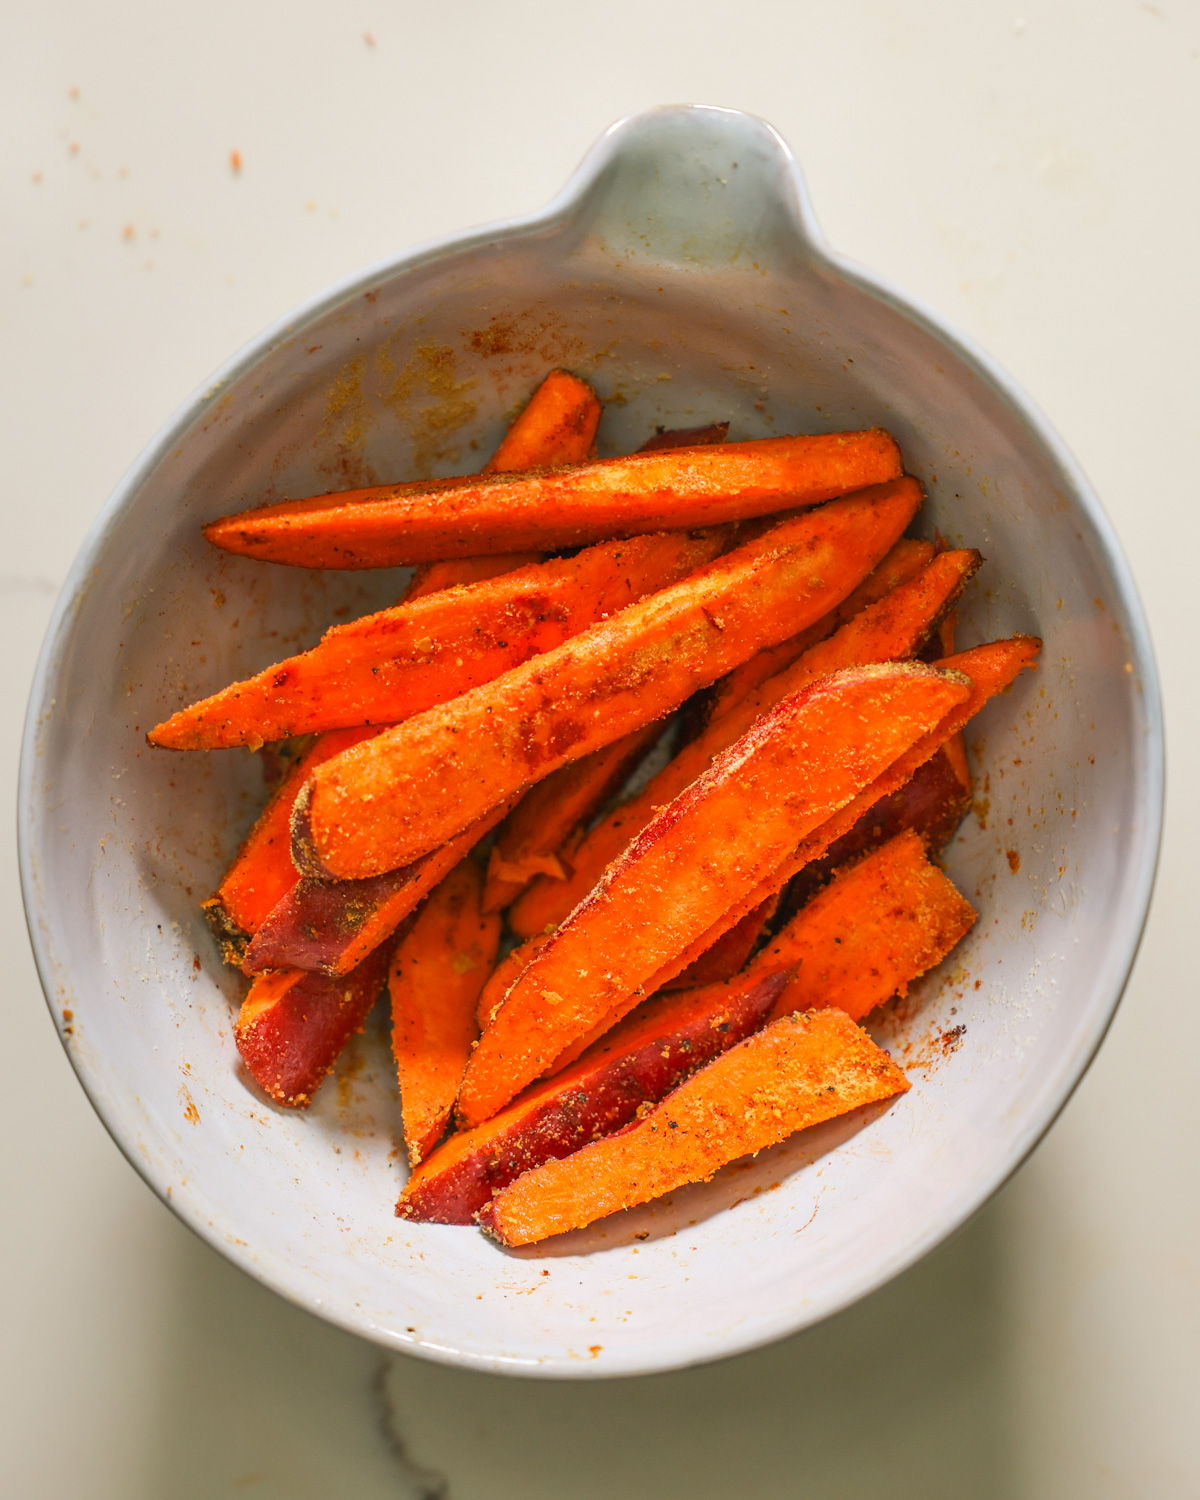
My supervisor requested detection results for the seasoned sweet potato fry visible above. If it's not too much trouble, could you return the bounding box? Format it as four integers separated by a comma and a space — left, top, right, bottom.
479, 1007, 909, 1246
648, 636, 1040, 994
508, 545, 978, 940
456, 661, 970, 1126
484, 368, 602, 473
482, 723, 660, 913
150, 530, 723, 751
203, 428, 902, 569
243, 798, 516, 978
202, 726, 380, 963
234, 942, 393, 1108
390, 860, 501, 1166
475, 930, 554, 1031
760, 830, 976, 1023
398, 969, 789, 1224
707, 536, 937, 725
399, 370, 601, 600
295, 480, 923, 880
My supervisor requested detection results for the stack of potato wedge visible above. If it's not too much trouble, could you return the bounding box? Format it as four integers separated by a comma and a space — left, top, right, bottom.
151, 370, 1039, 1246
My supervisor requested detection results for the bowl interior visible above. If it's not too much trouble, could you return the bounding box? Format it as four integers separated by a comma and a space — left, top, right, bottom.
22, 108, 1159, 1375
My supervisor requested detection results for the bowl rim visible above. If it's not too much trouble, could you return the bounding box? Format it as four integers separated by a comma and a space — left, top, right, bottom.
18, 102, 1165, 1378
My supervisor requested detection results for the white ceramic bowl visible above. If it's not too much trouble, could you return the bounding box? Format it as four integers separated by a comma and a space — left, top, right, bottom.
20, 105, 1162, 1378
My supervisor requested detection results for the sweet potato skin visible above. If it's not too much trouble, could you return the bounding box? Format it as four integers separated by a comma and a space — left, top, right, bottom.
243, 798, 515, 978
457, 661, 971, 1127
151, 530, 723, 751
661, 895, 778, 991
778, 743, 972, 918
234, 943, 393, 1108
479, 1007, 910, 1246
390, 860, 501, 1166
761, 829, 977, 1023
637, 422, 729, 451
397, 969, 789, 1224
202, 727, 379, 962
203, 429, 903, 568
297, 480, 923, 880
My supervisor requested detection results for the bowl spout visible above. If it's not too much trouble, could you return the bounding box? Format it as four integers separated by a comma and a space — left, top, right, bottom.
559, 104, 825, 274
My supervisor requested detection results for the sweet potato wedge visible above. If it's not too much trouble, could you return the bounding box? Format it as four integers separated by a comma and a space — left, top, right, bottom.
483, 368, 602, 474
479, 1007, 909, 1246
294, 479, 923, 880
202, 726, 380, 963
482, 723, 661, 913
647, 636, 1040, 993
456, 660, 970, 1126
706, 536, 937, 725
398, 968, 789, 1224
475, 930, 555, 1031
399, 369, 601, 600
150, 529, 724, 751
760, 830, 976, 1023
234, 942, 393, 1108
203, 428, 902, 568
243, 796, 515, 978
390, 860, 501, 1166
507, 544, 978, 941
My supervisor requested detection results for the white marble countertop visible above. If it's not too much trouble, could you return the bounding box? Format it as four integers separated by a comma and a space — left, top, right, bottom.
3, 2, 1197, 1495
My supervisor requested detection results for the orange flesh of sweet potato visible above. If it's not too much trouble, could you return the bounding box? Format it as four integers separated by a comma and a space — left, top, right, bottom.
149, 529, 724, 751
398, 968, 789, 1223
482, 722, 661, 913
202, 726, 379, 962
202, 429, 902, 568
456, 661, 970, 1126
390, 859, 501, 1166
506, 545, 977, 941
644, 636, 1040, 994
661, 895, 779, 991
242, 796, 516, 978
478, 1007, 910, 1245
483, 369, 602, 473
295, 479, 923, 881
234, 942, 393, 1108
475, 930, 554, 1031
706, 536, 937, 726
759, 829, 976, 1024
401, 552, 545, 602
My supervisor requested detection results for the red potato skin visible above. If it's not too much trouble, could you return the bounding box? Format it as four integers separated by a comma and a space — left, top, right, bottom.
296, 480, 924, 880
234, 942, 393, 1107
242, 798, 515, 978
397, 969, 789, 1224
202, 429, 902, 569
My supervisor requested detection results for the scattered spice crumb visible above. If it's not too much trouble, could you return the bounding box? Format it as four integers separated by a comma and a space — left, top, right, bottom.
1006, 849, 1020, 873
230, 149, 242, 174
363, 29, 376, 45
